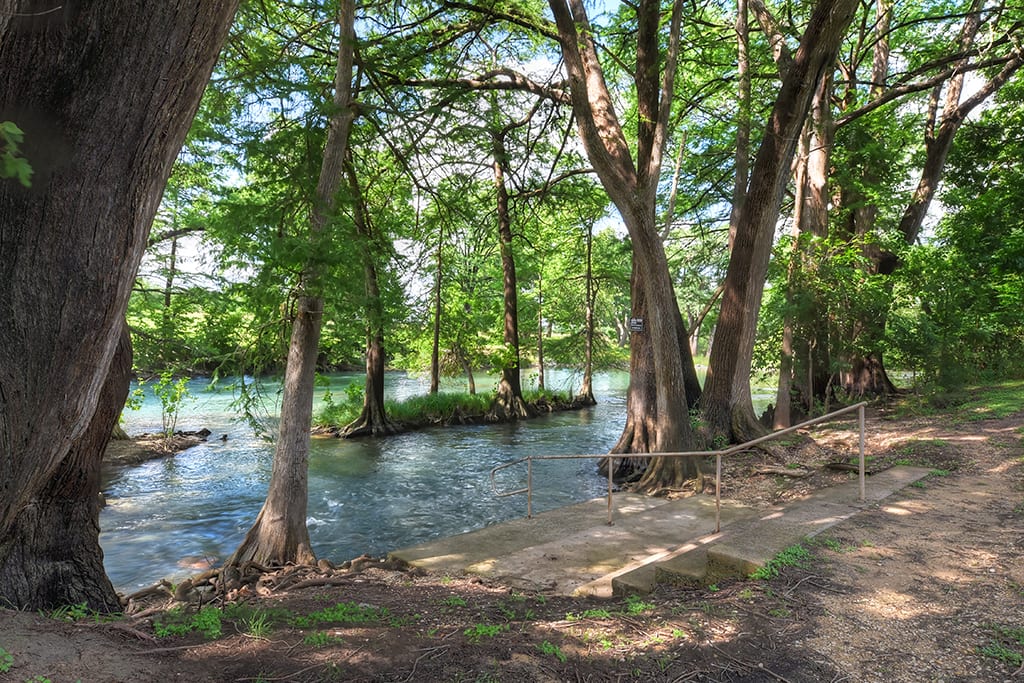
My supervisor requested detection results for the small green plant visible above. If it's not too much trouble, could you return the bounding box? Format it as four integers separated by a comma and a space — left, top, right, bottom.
536, 640, 567, 662
624, 594, 655, 614
707, 584, 719, 592
150, 370, 193, 438
441, 595, 467, 608
154, 605, 222, 639
750, 542, 812, 580
0, 647, 12, 673
737, 588, 754, 600
290, 601, 387, 628
245, 611, 273, 639
463, 623, 508, 643
24, 677, 52, 683
769, 607, 791, 618
977, 623, 1024, 667
303, 631, 345, 648
566, 607, 612, 621
48, 602, 83, 621
979, 642, 1023, 666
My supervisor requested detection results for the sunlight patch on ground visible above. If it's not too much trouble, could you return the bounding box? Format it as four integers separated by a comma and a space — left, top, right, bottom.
857, 588, 940, 621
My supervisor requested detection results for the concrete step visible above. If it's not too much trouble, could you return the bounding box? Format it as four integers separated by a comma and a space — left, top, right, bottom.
703, 466, 932, 580
390, 466, 933, 598
389, 493, 673, 574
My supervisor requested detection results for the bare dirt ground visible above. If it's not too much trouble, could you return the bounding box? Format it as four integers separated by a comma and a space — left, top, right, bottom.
2, 400, 1022, 683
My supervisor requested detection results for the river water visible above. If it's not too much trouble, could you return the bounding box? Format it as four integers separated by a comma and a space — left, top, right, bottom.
100, 369, 775, 591
100, 370, 630, 591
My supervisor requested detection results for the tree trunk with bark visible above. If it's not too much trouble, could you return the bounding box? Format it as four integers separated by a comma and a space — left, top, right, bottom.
429, 227, 443, 394
229, 0, 356, 567
0, 329, 131, 611
342, 159, 400, 437
775, 72, 834, 427
488, 128, 534, 421
836, 0, 1021, 396
550, 0, 701, 492
701, 0, 859, 443
575, 221, 597, 407
0, 0, 237, 610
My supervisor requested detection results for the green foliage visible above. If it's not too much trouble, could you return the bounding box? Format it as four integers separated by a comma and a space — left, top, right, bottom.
566, 608, 612, 621
154, 606, 223, 639
624, 595, 655, 615
0, 120, 32, 187
0, 647, 12, 673
245, 611, 273, 639
750, 543, 812, 580
535, 640, 567, 662
441, 596, 468, 608
151, 370, 193, 437
303, 631, 345, 648
290, 601, 387, 628
463, 623, 508, 643
979, 624, 1024, 667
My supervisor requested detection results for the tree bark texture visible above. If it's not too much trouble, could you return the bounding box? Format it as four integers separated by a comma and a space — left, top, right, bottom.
0, 328, 131, 611
230, 0, 356, 566
342, 158, 400, 437
575, 221, 597, 406
0, 0, 237, 608
549, 0, 699, 479
488, 129, 533, 421
701, 0, 859, 443
775, 72, 834, 428
229, 296, 319, 567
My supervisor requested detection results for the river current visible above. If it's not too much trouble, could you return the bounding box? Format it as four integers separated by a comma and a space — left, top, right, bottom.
100, 370, 628, 591
101, 369, 774, 591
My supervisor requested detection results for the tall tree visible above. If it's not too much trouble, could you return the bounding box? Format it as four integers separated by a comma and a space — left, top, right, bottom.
700, 0, 859, 443
228, 0, 356, 568
0, 0, 237, 610
549, 0, 704, 490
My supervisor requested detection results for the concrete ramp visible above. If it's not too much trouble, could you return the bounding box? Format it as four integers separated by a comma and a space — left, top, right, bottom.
389, 466, 932, 597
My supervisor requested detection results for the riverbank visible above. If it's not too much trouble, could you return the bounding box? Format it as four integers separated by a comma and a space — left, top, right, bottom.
313, 388, 594, 437
103, 429, 214, 466
6, 386, 1022, 681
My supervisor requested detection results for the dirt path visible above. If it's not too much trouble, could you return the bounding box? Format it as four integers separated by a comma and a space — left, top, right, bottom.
1, 406, 1021, 682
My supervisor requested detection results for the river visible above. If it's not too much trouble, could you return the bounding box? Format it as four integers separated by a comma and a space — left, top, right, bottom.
100, 369, 775, 591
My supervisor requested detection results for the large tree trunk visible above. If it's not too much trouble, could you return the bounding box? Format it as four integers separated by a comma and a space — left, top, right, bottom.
488, 128, 534, 421
229, 296, 320, 567
701, 0, 859, 444
775, 72, 834, 427
0, 329, 131, 611
0, 1, 237, 610
229, 0, 356, 567
550, 0, 698, 484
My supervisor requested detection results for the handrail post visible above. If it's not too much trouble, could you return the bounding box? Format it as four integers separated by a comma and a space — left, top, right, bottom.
527, 457, 533, 518
858, 404, 866, 502
607, 456, 614, 525
715, 454, 722, 533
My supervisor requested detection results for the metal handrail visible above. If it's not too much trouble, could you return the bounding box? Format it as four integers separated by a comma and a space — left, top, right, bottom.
490, 402, 868, 531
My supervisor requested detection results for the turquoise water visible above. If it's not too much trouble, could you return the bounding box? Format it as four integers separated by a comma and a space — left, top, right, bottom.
100, 368, 775, 591
100, 370, 629, 590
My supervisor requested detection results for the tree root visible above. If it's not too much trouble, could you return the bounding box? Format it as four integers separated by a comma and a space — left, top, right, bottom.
121, 554, 419, 615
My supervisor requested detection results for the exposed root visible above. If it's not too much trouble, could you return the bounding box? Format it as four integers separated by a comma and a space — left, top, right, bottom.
120, 554, 420, 616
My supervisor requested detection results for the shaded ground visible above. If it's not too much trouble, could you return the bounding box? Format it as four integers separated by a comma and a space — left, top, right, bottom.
2, 400, 1022, 682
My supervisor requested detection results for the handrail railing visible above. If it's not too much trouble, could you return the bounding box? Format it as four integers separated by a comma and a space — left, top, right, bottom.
490, 402, 868, 532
